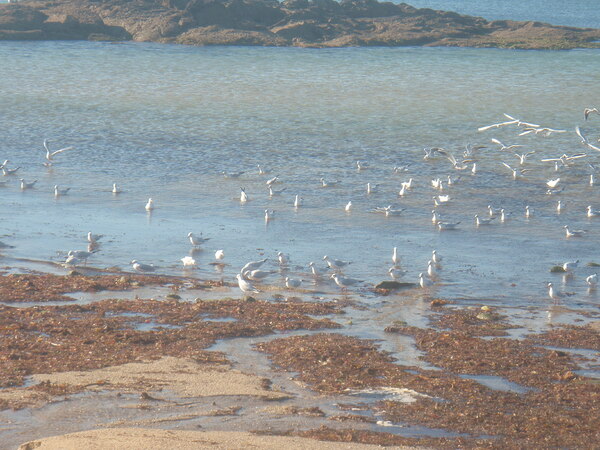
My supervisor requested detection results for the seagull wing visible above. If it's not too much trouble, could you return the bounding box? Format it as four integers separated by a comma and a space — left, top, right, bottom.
575, 126, 586, 142
502, 162, 514, 171
50, 146, 74, 157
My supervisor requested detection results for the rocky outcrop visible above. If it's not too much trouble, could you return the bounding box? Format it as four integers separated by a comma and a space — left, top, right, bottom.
1, 0, 599, 49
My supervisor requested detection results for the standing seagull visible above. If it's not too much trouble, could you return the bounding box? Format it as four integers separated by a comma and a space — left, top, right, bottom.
43, 139, 74, 165
145, 198, 154, 211
235, 273, 260, 295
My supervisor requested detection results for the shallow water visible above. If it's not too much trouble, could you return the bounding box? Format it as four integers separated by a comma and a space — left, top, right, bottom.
1, 42, 600, 312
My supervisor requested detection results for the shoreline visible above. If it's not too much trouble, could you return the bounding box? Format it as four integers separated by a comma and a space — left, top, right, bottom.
1, 269, 598, 448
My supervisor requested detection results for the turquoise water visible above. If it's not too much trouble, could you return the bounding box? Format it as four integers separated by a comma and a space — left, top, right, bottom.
404, 0, 600, 28
0, 41, 599, 308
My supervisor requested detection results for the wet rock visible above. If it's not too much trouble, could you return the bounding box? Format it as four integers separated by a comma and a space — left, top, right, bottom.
374, 281, 417, 290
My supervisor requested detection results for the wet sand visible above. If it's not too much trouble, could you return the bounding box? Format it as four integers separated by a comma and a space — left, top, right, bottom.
1, 270, 599, 448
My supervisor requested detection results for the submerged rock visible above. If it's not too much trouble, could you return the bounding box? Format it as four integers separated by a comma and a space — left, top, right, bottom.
375, 280, 417, 290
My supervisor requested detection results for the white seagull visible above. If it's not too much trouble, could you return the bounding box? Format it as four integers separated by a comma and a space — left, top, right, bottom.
392, 247, 400, 266
586, 273, 598, 288
490, 138, 522, 151
418, 272, 433, 288
87, 232, 103, 244
188, 232, 210, 247
586, 206, 600, 218
345, 201, 352, 212
236, 273, 260, 295
43, 139, 74, 164
323, 255, 351, 271
331, 273, 363, 290
584, 107, 599, 121
575, 126, 600, 152
131, 260, 155, 272
564, 225, 586, 238
54, 185, 70, 196
112, 183, 122, 194
240, 187, 249, 203
215, 249, 225, 261
20, 179, 37, 190
294, 195, 303, 208
285, 277, 302, 289
145, 198, 154, 211
475, 214, 495, 226
438, 221, 460, 230
181, 256, 197, 267
241, 258, 268, 273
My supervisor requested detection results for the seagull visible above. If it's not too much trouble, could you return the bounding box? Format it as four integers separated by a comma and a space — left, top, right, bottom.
503, 113, 539, 128
43, 139, 74, 164
344, 201, 352, 212
398, 184, 408, 197
264, 209, 274, 221
181, 256, 197, 267
20, 179, 37, 190
145, 198, 154, 211
501, 162, 530, 179
438, 221, 460, 230
393, 164, 411, 173
388, 266, 406, 280
488, 205, 502, 217
366, 183, 378, 194
285, 277, 302, 289
131, 260, 155, 272
541, 153, 587, 165
323, 255, 351, 271
257, 164, 269, 175
401, 178, 413, 190
562, 260, 579, 272
320, 178, 340, 188
546, 178, 560, 188
444, 152, 469, 170
519, 127, 566, 137
215, 249, 225, 261
564, 225, 586, 237
490, 138, 522, 151
433, 195, 450, 206
471, 163, 477, 175
265, 176, 279, 186
268, 186, 286, 196
331, 273, 363, 290
418, 272, 433, 288
356, 160, 368, 171
65, 249, 97, 265
427, 260, 437, 278
87, 232, 103, 244
293, 195, 303, 208
54, 185, 70, 196
1, 160, 20, 176
392, 247, 400, 266
447, 175, 461, 186
586, 206, 600, 218
112, 183, 122, 194
383, 206, 404, 217
515, 151, 536, 165
576, 126, 600, 152
477, 119, 518, 132
432, 250, 442, 264
525, 205, 534, 218
500, 209, 510, 223
584, 107, 599, 121
547, 282, 566, 304
243, 269, 275, 281
556, 200, 564, 214
475, 214, 495, 226
277, 251, 289, 266
222, 171, 244, 178
590, 174, 595, 187
431, 178, 443, 189
235, 273, 260, 295
240, 187, 249, 203
188, 232, 210, 247
241, 258, 268, 273
308, 262, 327, 278
431, 210, 442, 224
586, 273, 598, 288
423, 147, 446, 160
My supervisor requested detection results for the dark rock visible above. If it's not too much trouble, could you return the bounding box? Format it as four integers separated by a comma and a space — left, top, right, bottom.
375, 281, 417, 290
0, 0, 598, 49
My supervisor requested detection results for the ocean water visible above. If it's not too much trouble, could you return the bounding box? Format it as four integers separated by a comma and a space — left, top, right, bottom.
0, 41, 599, 309
403, 0, 600, 28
